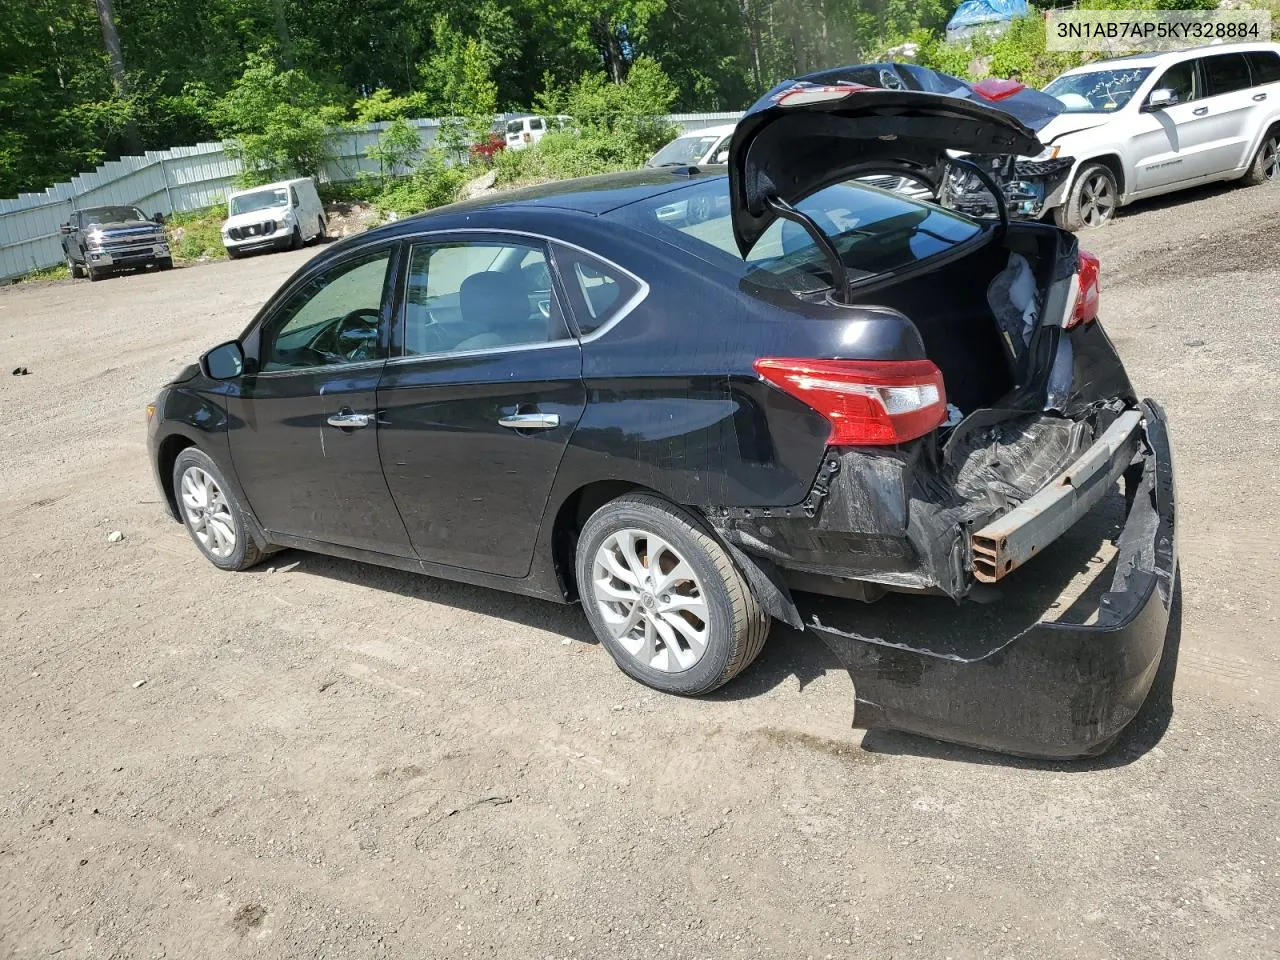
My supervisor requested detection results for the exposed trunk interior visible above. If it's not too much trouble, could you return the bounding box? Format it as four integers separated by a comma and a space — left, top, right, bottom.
847, 227, 1058, 414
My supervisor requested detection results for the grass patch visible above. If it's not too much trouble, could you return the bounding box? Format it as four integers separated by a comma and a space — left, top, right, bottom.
165, 206, 227, 261
17, 263, 71, 283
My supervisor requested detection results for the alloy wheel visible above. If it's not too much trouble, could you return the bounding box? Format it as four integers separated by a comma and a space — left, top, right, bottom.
1080, 173, 1116, 227
180, 465, 237, 560
1264, 137, 1279, 182
591, 528, 710, 673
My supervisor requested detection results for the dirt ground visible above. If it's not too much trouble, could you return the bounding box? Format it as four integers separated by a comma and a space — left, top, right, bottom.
2, 180, 1278, 960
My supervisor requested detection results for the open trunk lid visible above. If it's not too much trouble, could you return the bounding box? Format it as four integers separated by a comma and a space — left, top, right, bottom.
727, 68, 1064, 253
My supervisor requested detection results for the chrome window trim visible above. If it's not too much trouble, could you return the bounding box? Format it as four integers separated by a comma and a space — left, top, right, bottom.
391, 227, 650, 363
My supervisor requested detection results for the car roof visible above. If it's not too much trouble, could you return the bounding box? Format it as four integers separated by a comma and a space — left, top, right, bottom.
674, 123, 737, 139
1057, 41, 1280, 77
402, 168, 715, 220
228, 178, 309, 196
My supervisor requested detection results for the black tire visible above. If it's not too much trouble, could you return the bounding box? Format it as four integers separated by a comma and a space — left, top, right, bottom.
159, 257, 174, 270
225, 246, 241, 260
313, 215, 328, 243
1053, 162, 1118, 231
575, 493, 770, 696
87, 265, 105, 282
1241, 128, 1279, 187
171, 447, 265, 572
67, 256, 85, 280
289, 226, 302, 250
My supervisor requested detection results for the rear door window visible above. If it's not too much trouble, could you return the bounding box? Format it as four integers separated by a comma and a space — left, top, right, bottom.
1247, 51, 1280, 86
1202, 53, 1252, 96
551, 246, 642, 337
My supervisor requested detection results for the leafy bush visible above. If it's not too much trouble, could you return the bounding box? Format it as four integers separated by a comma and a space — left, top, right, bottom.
369, 148, 468, 216
165, 206, 227, 261
536, 57, 679, 159
368, 118, 421, 182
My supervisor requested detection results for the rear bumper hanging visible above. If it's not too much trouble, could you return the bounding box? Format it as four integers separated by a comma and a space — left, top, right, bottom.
807, 400, 1177, 759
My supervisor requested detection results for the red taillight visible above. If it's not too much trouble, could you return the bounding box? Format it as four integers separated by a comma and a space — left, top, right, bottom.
972, 77, 1026, 101
754, 358, 947, 446
1067, 249, 1100, 329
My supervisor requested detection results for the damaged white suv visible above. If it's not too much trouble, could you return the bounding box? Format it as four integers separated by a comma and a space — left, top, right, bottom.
1037, 42, 1280, 229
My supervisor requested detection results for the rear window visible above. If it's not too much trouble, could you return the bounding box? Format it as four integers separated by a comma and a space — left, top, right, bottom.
617, 178, 982, 294
1248, 51, 1280, 86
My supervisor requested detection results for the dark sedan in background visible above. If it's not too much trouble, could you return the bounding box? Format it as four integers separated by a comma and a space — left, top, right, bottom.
147, 81, 1176, 758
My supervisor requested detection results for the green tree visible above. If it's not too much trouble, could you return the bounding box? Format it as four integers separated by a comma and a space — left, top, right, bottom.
212, 53, 347, 183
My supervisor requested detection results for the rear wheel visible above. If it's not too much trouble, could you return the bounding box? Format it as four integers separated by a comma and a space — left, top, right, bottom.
172, 447, 264, 571
1054, 162, 1118, 231
575, 494, 770, 696
1242, 128, 1279, 187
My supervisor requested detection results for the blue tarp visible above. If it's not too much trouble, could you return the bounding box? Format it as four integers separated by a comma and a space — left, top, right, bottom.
946, 0, 1029, 32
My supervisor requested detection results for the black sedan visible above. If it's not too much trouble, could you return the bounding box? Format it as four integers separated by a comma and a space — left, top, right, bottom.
148, 81, 1176, 758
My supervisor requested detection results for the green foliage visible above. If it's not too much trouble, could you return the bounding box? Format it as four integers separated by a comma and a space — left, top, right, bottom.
353, 89, 431, 124
164, 207, 228, 261
537, 57, 679, 158
368, 118, 422, 182
211, 53, 347, 184
17, 263, 71, 283
369, 148, 468, 215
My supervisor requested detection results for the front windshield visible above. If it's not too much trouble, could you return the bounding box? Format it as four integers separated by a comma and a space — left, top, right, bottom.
618, 179, 981, 293
648, 135, 721, 167
82, 205, 147, 225
1044, 67, 1153, 113
230, 188, 289, 216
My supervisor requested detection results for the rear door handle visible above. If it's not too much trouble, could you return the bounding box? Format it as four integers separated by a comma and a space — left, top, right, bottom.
1192, 106, 1209, 116
327, 411, 372, 429
498, 412, 560, 430
1254, 92, 1268, 102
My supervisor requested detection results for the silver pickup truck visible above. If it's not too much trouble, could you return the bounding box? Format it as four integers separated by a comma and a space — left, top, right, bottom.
60, 205, 173, 281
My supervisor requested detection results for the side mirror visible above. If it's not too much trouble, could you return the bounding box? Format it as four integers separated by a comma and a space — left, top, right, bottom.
201, 341, 244, 380
153, 212, 166, 225
714, 150, 729, 164
1145, 88, 1178, 111
60, 223, 74, 235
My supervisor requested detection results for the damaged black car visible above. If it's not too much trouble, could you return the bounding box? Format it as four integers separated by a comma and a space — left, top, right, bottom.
148, 79, 1176, 760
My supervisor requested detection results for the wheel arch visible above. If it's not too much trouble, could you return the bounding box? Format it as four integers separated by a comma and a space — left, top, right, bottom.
156, 433, 198, 521
546, 479, 801, 628
1075, 153, 1127, 201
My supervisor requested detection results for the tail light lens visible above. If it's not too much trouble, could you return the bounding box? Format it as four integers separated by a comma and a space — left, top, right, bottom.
1066, 249, 1100, 329
754, 358, 947, 446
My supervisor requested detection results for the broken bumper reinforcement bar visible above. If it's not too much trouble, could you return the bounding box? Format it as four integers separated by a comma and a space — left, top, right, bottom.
971, 408, 1143, 583
807, 400, 1176, 759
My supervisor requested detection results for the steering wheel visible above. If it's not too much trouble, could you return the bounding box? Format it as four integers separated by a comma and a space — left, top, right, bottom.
328, 307, 381, 362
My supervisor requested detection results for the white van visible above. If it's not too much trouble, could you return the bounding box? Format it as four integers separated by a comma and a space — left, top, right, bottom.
503, 115, 571, 150
221, 178, 326, 258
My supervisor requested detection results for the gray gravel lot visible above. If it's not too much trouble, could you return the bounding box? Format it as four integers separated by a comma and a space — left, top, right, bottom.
1, 181, 1278, 960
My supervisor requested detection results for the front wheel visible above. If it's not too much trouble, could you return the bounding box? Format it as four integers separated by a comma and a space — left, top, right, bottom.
158, 257, 174, 271
87, 265, 105, 282
575, 494, 770, 696
66, 255, 84, 280
288, 226, 302, 250
1054, 162, 1118, 231
1241, 129, 1279, 187
172, 447, 265, 571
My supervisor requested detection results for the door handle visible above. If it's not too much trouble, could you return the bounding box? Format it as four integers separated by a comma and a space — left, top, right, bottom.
498, 412, 560, 430
327, 411, 372, 429
1254, 93, 1268, 102
1192, 106, 1209, 116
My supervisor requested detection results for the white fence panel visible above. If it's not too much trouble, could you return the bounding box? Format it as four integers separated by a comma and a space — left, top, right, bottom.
0, 112, 743, 282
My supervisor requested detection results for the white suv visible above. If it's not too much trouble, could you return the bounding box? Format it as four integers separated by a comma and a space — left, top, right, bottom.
1038, 42, 1280, 229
